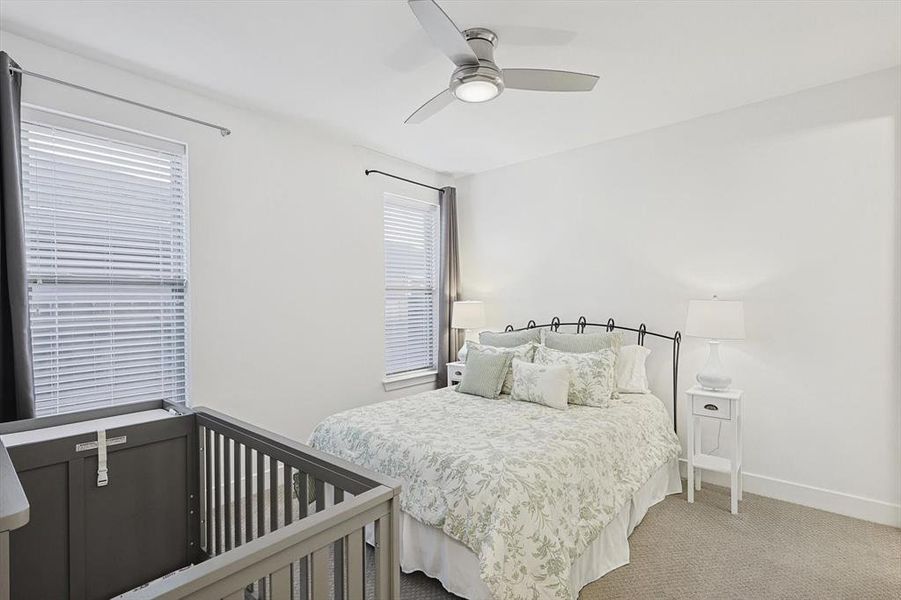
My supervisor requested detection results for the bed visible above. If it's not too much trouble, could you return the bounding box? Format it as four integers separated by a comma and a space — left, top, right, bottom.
309, 317, 683, 600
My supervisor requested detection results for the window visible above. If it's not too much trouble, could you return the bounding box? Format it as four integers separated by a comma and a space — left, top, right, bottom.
383, 193, 440, 377
21, 110, 188, 416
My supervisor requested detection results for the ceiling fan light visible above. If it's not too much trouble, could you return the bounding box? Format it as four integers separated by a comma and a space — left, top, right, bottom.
450, 64, 504, 104
454, 80, 499, 103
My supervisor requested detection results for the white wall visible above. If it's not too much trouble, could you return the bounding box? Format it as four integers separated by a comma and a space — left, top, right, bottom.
457, 68, 901, 526
1, 31, 444, 441
4, 29, 899, 526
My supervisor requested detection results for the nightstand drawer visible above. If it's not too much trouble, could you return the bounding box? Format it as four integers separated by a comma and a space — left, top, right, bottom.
446, 362, 466, 388
692, 396, 731, 420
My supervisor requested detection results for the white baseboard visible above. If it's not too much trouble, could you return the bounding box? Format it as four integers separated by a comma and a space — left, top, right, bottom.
678, 459, 900, 528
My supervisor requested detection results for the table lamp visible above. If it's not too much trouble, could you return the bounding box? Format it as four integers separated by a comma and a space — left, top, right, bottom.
452, 300, 485, 360
685, 296, 745, 390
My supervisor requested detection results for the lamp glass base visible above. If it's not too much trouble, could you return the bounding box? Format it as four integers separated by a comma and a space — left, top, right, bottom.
696, 340, 732, 391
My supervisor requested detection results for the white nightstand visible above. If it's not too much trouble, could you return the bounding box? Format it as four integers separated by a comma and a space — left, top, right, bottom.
685, 386, 743, 514
446, 361, 466, 387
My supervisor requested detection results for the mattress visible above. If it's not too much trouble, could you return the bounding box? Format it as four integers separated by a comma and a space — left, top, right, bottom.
310, 387, 681, 600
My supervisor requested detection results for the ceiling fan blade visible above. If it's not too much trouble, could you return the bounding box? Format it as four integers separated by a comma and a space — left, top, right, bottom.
405, 89, 456, 124
502, 68, 599, 92
408, 0, 479, 67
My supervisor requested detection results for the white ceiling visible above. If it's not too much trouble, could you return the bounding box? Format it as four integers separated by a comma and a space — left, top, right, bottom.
1, 1, 899, 175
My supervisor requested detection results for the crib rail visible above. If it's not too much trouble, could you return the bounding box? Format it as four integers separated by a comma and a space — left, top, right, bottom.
122, 407, 401, 599
123, 486, 396, 599
0, 440, 29, 600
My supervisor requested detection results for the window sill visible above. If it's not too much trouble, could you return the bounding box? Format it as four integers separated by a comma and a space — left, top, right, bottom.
382, 369, 438, 392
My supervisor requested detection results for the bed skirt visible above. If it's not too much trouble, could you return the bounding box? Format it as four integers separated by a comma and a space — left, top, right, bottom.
397, 457, 682, 599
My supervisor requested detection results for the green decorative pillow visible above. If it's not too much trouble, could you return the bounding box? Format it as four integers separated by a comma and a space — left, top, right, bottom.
458, 347, 513, 399
479, 328, 542, 347
534, 345, 617, 407
465, 341, 536, 395
543, 330, 624, 398
542, 329, 624, 354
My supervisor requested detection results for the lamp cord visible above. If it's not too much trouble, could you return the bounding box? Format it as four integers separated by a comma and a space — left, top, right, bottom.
711, 421, 723, 453
699, 420, 724, 454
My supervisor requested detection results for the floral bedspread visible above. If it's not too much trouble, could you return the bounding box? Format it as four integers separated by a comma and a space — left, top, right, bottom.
309, 387, 680, 600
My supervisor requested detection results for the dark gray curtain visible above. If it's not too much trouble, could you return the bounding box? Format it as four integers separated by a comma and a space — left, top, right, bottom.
0, 51, 35, 421
437, 186, 462, 386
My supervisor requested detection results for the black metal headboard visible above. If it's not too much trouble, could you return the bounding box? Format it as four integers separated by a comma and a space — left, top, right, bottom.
502, 316, 681, 432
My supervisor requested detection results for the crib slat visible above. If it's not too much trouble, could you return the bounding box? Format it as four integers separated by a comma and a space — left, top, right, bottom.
270, 458, 279, 533
390, 496, 400, 596
297, 472, 308, 519
244, 444, 253, 544
205, 427, 212, 556
256, 450, 265, 537
283, 463, 294, 599
223, 437, 232, 551
346, 528, 364, 600
233, 441, 242, 547
314, 479, 325, 513
197, 426, 205, 555
296, 557, 308, 600
374, 516, 390, 600
311, 546, 330, 600
256, 450, 267, 599
211, 431, 219, 556
313, 475, 326, 598
284, 466, 293, 526
270, 565, 291, 600
334, 487, 345, 600
297, 471, 309, 600
201, 427, 210, 555
220, 434, 228, 554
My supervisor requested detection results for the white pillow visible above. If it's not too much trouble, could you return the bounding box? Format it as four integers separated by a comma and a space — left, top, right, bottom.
616, 345, 651, 394
510, 359, 569, 410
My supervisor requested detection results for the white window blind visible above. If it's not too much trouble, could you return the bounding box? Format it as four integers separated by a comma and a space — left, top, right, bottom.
383, 193, 440, 377
21, 112, 188, 417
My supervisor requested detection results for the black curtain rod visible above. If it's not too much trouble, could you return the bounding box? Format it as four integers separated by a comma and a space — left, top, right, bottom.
364, 169, 443, 192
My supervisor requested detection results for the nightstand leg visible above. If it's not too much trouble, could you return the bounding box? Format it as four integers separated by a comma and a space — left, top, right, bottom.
731, 415, 739, 514
737, 411, 743, 501
694, 418, 702, 490
731, 467, 738, 514
686, 410, 694, 504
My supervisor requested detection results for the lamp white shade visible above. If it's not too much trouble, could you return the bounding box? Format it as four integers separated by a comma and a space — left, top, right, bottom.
451, 301, 486, 329
685, 298, 745, 340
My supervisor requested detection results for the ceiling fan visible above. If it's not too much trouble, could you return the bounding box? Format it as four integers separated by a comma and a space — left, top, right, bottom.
404, 0, 599, 124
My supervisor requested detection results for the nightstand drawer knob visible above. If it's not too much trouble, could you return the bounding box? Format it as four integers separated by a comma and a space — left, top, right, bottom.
703, 403, 718, 411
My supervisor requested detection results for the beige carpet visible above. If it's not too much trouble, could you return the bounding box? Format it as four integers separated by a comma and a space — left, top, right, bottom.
399, 483, 901, 600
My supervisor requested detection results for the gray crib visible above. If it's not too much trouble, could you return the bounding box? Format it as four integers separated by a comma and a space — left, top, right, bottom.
0, 401, 401, 600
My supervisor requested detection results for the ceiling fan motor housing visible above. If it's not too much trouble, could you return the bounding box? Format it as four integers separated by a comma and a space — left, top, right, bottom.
450, 28, 504, 102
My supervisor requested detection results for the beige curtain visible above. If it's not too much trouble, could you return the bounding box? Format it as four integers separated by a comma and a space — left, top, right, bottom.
437, 186, 462, 386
